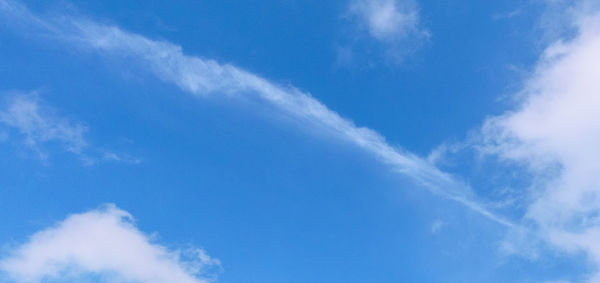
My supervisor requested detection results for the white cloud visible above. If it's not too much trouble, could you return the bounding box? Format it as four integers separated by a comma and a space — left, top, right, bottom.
479, 3, 600, 281
349, 0, 422, 41
0, 204, 220, 283
0, 0, 509, 226
346, 0, 429, 61
0, 93, 87, 158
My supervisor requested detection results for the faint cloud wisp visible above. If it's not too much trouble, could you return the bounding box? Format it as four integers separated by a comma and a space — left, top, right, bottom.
0, 92, 139, 165
345, 0, 430, 63
0, 93, 87, 159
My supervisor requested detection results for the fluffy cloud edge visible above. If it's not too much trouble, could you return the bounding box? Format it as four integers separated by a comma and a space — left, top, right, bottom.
475, 1, 600, 281
0, 204, 220, 283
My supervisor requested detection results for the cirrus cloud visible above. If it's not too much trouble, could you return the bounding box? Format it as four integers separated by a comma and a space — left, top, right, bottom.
0, 0, 509, 226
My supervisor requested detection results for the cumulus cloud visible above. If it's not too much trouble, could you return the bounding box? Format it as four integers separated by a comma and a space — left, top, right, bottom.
346, 0, 429, 61
479, 2, 600, 281
0, 204, 220, 283
0, 0, 509, 226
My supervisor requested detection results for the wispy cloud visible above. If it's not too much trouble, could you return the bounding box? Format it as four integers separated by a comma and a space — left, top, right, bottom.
0, 92, 139, 165
345, 0, 429, 62
102, 151, 142, 165
0, 93, 87, 159
478, 1, 600, 280
0, 204, 220, 283
0, 0, 510, 226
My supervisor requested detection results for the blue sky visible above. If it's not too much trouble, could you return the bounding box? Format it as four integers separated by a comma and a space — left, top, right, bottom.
0, 0, 599, 282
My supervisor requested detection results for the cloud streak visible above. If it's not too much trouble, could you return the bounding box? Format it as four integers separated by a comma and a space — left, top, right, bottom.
0, 204, 219, 283
0, 0, 510, 227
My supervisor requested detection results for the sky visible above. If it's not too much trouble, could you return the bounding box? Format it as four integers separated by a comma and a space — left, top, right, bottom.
0, 0, 599, 282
